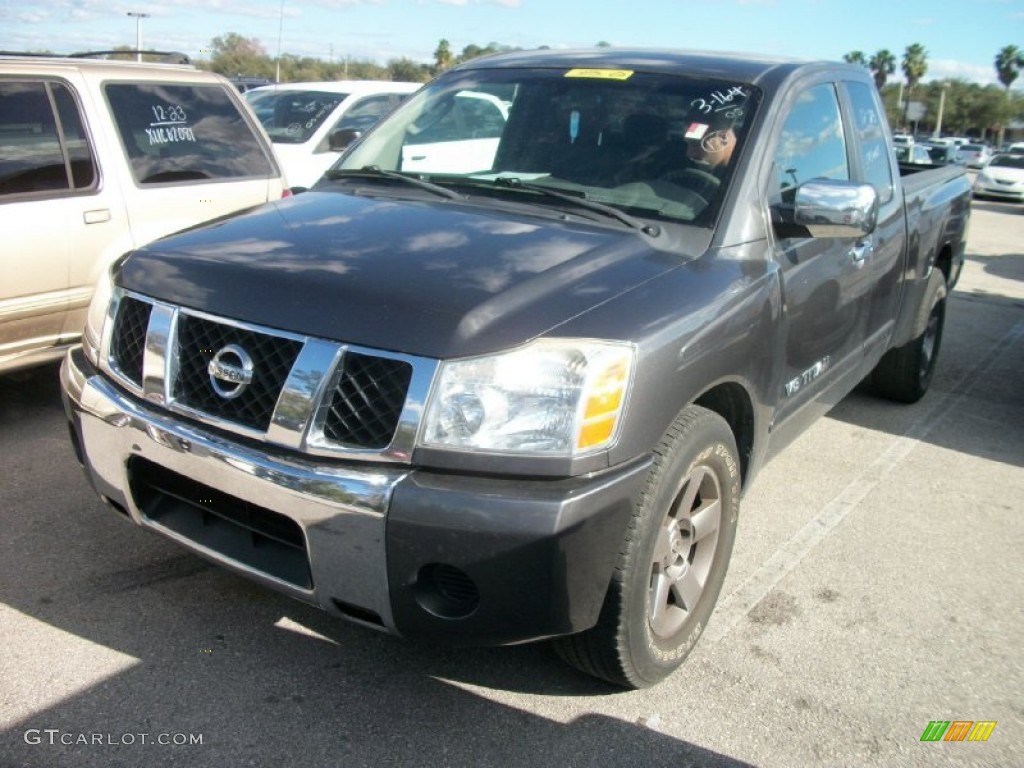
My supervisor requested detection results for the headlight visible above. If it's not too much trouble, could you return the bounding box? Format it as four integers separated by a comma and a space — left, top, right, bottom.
421, 340, 634, 456
82, 264, 116, 366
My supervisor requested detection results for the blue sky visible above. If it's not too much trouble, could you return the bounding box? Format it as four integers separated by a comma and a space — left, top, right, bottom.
2, 0, 1022, 86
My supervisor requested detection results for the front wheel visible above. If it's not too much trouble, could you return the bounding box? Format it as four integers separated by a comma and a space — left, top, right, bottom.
552, 406, 741, 688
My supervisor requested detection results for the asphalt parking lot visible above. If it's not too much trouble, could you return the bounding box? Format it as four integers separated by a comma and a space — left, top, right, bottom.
1, 201, 1021, 768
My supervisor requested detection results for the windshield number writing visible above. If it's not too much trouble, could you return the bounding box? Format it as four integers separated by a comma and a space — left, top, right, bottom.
691, 86, 748, 115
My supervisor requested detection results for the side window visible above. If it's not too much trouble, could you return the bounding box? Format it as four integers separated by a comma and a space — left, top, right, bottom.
458, 96, 505, 138
845, 81, 893, 203
104, 83, 275, 184
0, 81, 68, 196
52, 82, 97, 189
770, 83, 848, 205
333, 94, 400, 135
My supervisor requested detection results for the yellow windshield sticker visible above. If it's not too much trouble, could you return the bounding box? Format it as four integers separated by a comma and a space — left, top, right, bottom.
564, 68, 634, 80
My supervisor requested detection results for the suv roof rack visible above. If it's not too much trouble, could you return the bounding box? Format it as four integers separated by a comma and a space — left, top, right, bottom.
0, 50, 192, 65
69, 50, 193, 64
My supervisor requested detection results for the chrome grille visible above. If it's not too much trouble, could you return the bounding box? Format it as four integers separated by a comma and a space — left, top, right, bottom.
103, 292, 428, 461
324, 352, 413, 449
109, 296, 152, 388
173, 313, 302, 431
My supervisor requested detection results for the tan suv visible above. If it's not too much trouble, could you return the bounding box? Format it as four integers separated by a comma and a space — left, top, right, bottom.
0, 52, 287, 373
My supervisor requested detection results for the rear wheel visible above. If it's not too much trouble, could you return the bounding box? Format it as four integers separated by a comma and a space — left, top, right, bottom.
553, 405, 741, 688
870, 268, 947, 403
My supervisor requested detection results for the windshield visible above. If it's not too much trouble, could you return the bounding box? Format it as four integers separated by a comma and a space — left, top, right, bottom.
990, 154, 1024, 169
335, 67, 760, 225
245, 89, 348, 144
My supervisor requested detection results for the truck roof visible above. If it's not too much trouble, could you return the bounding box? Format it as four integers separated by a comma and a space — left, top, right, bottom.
453, 47, 830, 85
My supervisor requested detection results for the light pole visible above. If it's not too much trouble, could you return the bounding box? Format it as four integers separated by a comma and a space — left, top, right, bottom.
126, 12, 150, 62
933, 83, 949, 139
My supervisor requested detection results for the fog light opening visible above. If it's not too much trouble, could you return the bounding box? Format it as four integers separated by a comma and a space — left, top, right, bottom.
412, 563, 480, 619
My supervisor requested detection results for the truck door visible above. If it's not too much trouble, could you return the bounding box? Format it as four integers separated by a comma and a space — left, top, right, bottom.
842, 80, 905, 364
766, 82, 871, 433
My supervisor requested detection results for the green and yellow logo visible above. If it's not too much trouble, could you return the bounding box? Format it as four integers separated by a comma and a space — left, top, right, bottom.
921, 721, 996, 742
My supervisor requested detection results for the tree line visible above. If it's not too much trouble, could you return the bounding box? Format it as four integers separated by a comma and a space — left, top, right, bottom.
106, 32, 1024, 142
843, 44, 1024, 142
190, 33, 529, 84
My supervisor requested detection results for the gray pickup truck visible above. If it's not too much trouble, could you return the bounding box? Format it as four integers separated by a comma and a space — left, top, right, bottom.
62, 49, 970, 688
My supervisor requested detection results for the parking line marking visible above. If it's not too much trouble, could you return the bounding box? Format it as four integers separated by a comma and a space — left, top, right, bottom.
702, 319, 1024, 647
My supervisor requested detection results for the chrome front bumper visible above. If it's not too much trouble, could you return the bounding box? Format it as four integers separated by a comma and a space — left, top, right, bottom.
61, 347, 408, 632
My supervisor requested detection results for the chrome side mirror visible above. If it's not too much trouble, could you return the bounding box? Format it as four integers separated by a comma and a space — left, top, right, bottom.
793, 179, 879, 238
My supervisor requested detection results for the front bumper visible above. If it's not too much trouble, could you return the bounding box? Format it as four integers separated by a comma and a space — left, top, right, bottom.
973, 181, 1024, 202
62, 348, 650, 645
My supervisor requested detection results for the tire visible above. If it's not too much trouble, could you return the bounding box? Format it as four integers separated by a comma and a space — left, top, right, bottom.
553, 405, 741, 688
870, 268, 947, 403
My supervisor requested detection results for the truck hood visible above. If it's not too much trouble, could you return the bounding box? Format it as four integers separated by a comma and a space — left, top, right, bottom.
119, 189, 707, 359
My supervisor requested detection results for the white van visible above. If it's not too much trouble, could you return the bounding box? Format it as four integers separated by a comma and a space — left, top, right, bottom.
0, 52, 287, 374
245, 81, 421, 188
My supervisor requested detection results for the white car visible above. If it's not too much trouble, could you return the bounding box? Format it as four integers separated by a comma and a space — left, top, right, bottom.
1, 52, 287, 373
245, 81, 421, 188
956, 143, 991, 169
973, 153, 1024, 202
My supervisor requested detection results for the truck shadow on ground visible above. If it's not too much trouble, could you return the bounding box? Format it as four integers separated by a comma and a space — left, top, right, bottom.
969, 199, 1024, 217
0, 365, 754, 768
828, 285, 1023, 469
967, 251, 1024, 284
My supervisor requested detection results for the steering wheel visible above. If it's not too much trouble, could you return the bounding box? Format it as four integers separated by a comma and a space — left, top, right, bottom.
659, 167, 721, 191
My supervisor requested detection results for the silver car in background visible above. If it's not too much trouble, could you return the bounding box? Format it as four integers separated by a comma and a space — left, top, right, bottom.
957, 143, 991, 169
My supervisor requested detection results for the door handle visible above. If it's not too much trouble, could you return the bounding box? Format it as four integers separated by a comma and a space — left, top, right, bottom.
849, 238, 873, 266
83, 208, 111, 224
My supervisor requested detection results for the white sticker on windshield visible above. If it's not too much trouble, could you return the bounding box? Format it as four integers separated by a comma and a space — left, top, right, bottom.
685, 123, 709, 140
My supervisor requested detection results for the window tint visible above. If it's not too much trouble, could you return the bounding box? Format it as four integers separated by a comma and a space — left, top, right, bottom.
104, 83, 274, 184
52, 82, 97, 189
0, 81, 68, 196
846, 81, 892, 203
771, 83, 848, 204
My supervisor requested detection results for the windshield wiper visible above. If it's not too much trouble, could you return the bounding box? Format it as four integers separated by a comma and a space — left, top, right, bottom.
492, 177, 660, 236
324, 166, 463, 200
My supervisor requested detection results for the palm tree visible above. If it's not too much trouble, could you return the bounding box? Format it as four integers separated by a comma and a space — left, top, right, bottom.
843, 51, 867, 67
994, 45, 1024, 144
869, 49, 897, 90
995, 44, 1024, 91
433, 38, 453, 73
901, 44, 928, 129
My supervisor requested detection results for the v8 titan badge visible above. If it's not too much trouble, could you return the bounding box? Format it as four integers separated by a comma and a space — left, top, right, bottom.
207, 344, 254, 399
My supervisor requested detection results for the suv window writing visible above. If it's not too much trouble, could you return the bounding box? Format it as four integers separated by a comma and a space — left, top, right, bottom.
104, 83, 275, 184
0, 80, 96, 197
771, 83, 849, 205
846, 81, 893, 203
